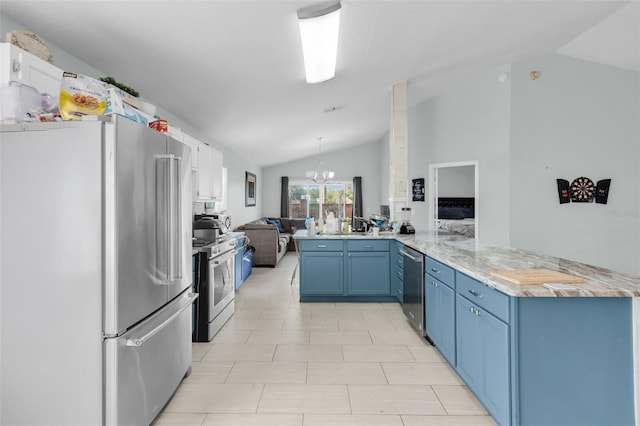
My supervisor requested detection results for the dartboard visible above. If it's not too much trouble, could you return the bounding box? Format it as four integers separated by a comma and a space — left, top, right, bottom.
570, 177, 595, 202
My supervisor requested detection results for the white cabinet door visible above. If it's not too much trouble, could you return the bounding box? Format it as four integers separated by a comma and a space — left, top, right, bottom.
181, 133, 199, 170
210, 148, 223, 200
196, 141, 214, 200
0, 43, 63, 95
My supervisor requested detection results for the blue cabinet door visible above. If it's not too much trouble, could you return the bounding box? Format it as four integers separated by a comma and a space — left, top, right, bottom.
347, 252, 390, 295
424, 279, 439, 342
438, 282, 456, 366
481, 307, 510, 426
234, 249, 243, 290
300, 251, 344, 295
457, 294, 510, 425
455, 296, 483, 391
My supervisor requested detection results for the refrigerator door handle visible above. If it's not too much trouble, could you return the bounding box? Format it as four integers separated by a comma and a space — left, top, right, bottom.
157, 154, 184, 285
167, 155, 176, 282
156, 156, 172, 284
171, 156, 183, 282
126, 293, 198, 347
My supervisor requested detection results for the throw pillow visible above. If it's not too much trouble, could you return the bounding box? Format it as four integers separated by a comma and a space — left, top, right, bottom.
267, 219, 285, 233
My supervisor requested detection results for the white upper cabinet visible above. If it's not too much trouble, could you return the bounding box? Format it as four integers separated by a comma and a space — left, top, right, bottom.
210, 148, 223, 200
0, 43, 63, 95
196, 141, 214, 201
171, 130, 223, 202
181, 132, 199, 170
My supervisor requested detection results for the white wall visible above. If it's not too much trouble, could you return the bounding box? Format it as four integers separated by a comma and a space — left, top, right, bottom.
407, 67, 512, 246
438, 166, 475, 197
510, 54, 640, 275
0, 13, 263, 227
262, 142, 383, 219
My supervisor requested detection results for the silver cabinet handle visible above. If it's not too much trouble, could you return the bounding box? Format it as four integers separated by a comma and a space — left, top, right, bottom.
468, 289, 483, 298
318, 244, 327, 248
126, 293, 198, 347
364, 244, 374, 249
469, 306, 481, 316
431, 267, 440, 274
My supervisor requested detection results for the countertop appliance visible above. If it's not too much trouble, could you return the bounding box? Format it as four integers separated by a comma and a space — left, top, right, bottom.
194, 213, 231, 236
400, 207, 415, 234
0, 117, 197, 426
193, 236, 237, 341
211, 213, 232, 233
400, 246, 428, 340
194, 216, 222, 240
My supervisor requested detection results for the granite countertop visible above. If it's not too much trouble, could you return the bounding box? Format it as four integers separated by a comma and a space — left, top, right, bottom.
294, 230, 640, 298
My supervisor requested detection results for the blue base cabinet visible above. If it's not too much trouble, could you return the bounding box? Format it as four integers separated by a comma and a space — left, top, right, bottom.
514, 296, 634, 426
299, 239, 394, 302
347, 241, 390, 295
391, 241, 404, 302
453, 271, 634, 426
425, 257, 456, 366
300, 251, 344, 295
426, 277, 456, 365
456, 294, 509, 425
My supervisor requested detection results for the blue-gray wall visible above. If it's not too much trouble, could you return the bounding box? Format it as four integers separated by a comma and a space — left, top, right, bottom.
510, 54, 640, 275
0, 13, 263, 227
408, 55, 639, 275
408, 66, 512, 247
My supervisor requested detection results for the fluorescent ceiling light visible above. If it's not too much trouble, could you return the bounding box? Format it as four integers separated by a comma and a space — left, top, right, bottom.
297, 1, 341, 84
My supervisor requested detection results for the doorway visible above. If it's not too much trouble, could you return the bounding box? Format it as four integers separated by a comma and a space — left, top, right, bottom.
428, 161, 479, 241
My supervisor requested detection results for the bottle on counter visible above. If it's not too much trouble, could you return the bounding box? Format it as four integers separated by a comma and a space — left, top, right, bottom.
308, 219, 316, 237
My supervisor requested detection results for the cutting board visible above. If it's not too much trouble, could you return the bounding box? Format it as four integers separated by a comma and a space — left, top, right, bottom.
489, 269, 585, 285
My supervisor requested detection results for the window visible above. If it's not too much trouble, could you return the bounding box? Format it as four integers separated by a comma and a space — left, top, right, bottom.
288, 180, 353, 220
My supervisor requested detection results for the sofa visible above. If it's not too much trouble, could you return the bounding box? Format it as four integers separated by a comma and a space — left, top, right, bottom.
234, 217, 306, 267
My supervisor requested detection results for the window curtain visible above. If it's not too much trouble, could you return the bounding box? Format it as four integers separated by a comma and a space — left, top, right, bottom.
352, 176, 363, 228
280, 176, 289, 218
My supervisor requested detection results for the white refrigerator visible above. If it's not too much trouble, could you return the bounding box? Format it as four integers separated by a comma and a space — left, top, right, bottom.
0, 116, 196, 425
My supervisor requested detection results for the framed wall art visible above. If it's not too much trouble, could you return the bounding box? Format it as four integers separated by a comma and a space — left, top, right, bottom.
245, 172, 256, 207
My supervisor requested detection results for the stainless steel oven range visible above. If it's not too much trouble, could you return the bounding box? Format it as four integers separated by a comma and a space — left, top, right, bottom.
193, 237, 237, 341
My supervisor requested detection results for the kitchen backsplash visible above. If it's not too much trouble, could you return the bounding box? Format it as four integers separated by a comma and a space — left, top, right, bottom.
192, 202, 204, 215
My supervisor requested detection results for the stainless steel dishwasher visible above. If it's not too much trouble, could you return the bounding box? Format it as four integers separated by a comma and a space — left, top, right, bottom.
400, 246, 426, 337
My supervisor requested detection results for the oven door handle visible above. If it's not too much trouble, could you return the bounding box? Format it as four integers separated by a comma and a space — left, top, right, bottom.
212, 250, 237, 265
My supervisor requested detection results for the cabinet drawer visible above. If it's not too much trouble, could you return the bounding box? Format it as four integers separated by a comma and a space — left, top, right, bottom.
457, 273, 509, 322
346, 240, 389, 251
426, 257, 455, 288
300, 239, 344, 251
393, 264, 404, 282
393, 253, 404, 269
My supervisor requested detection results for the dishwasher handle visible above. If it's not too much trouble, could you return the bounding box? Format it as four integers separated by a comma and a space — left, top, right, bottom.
399, 249, 422, 263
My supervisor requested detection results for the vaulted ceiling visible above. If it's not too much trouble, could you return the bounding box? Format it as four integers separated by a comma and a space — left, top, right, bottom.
2, 1, 638, 166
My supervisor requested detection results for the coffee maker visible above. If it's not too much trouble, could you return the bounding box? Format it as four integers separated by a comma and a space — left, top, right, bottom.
399, 207, 415, 234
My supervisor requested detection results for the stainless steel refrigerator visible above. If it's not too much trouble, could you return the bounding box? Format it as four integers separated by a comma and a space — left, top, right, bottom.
0, 116, 196, 425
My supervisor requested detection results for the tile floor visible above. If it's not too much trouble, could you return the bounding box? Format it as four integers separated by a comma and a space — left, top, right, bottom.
155, 253, 496, 426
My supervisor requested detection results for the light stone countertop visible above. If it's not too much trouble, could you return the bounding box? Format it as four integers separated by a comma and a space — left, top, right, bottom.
294, 230, 640, 298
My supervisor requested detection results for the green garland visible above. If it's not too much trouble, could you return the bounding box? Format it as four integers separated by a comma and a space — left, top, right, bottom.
99, 77, 140, 98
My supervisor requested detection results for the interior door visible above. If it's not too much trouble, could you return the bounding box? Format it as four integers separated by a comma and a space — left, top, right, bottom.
105, 117, 170, 335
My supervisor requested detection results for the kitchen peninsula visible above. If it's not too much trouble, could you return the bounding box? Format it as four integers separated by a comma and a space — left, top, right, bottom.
294, 231, 640, 426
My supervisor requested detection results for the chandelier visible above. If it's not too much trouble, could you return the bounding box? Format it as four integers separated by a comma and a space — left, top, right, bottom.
305, 137, 335, 184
